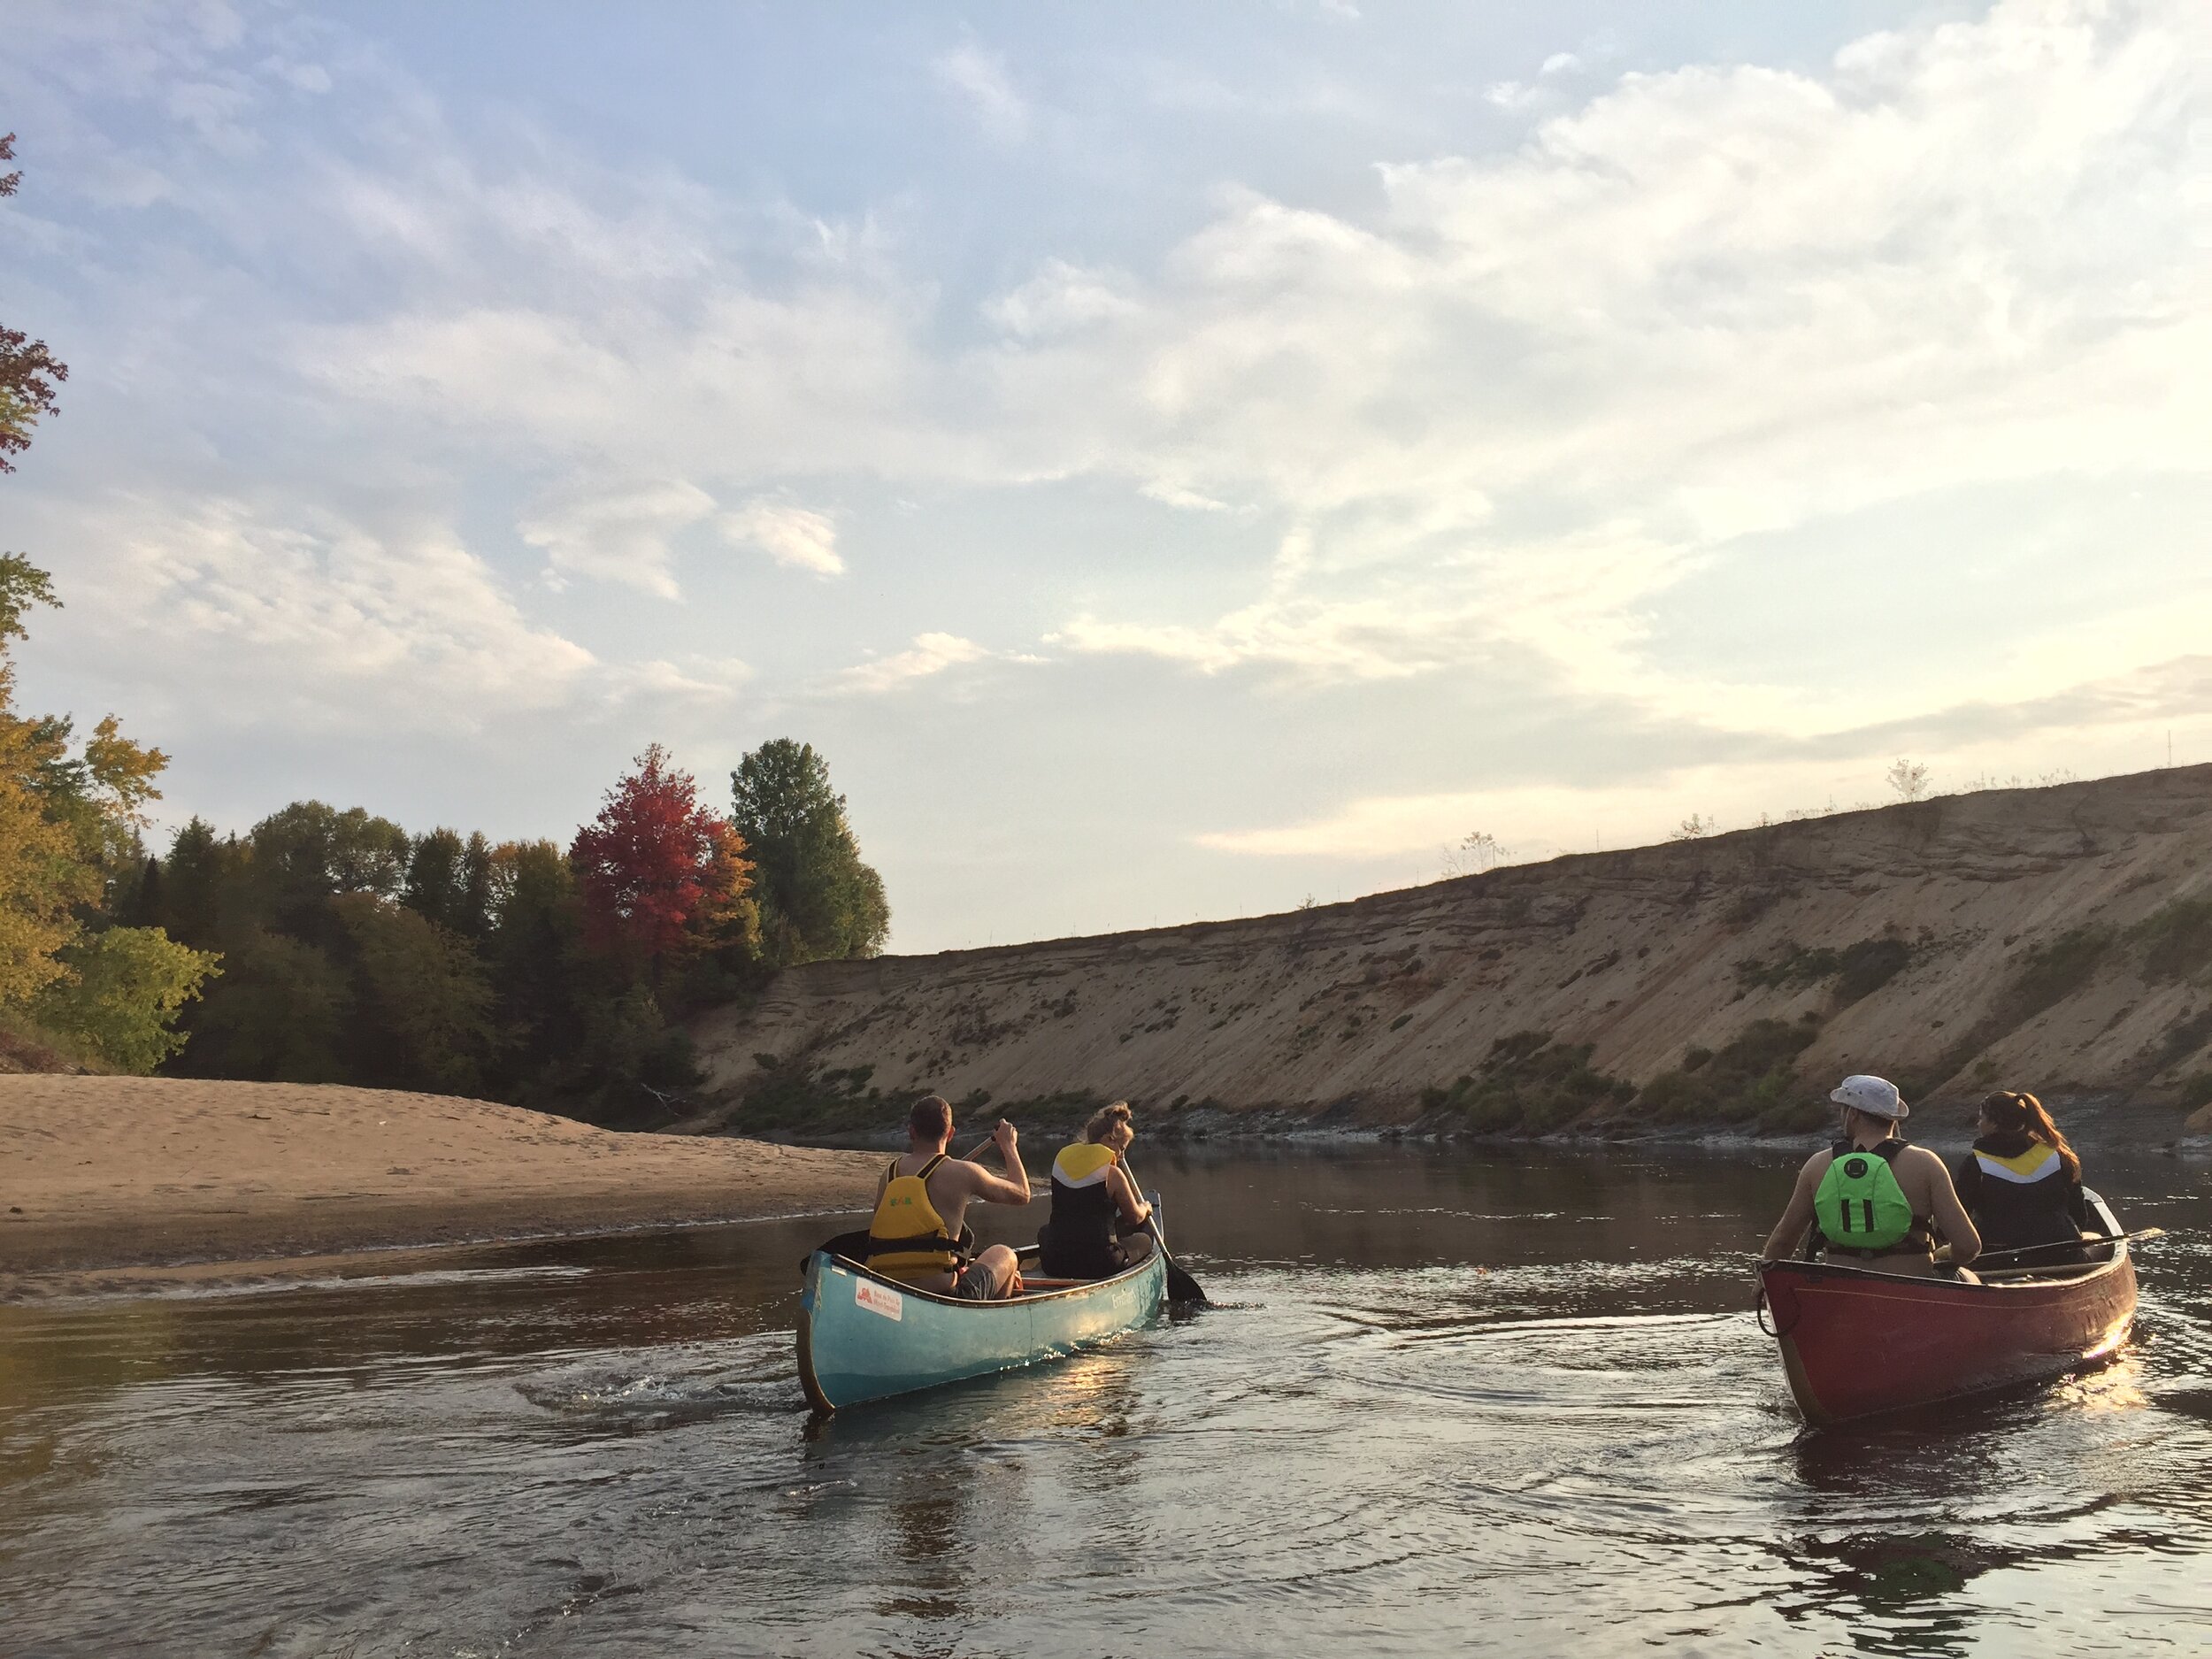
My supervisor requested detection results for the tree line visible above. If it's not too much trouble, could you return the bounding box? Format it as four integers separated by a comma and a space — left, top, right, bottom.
0, 133, 887, 1110
117, 734, 887, 1114
4, 556, 888, 1112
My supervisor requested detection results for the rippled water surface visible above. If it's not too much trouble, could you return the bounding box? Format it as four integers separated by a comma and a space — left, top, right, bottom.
4, 1144, 2209, 1656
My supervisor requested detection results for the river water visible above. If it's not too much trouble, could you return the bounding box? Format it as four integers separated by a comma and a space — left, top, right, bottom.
3, 1143, 2208, 1657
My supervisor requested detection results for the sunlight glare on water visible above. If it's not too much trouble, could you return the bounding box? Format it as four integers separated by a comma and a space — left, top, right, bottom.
1, 1145, 2208, 1656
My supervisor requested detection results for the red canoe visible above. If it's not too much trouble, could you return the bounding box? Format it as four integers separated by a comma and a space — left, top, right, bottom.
1757, 1193, 2138, 1426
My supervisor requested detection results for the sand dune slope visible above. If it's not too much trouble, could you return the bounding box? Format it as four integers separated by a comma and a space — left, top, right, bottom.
691, 765, 2212, 1129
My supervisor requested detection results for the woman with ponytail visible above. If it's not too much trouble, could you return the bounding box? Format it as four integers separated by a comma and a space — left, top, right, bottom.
1036, 1101, 1156, 1279
1953, 1090, 2092, 1255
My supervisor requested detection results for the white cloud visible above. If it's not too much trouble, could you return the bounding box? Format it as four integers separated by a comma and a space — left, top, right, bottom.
602, 654, 754, 704
518, 478, 714, 598
81, 495, 599, 726
829, 632, 990, 695
1200, 647, 2212, 864
997, 0, 2212, 728
719, 498, 844, 577
986, 259, 1141, 339
1484, 81, 1550, 112
933, 43, 1029, 142
261, 57, 332, 95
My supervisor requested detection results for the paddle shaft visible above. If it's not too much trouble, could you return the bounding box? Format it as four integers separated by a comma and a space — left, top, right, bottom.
1121, 1156, 1210, 1305
1970, 1226, 2165, 1266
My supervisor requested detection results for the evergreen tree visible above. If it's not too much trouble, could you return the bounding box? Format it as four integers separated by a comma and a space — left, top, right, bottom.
156, 818, 235, 951
403, 827, 460, 926
729, 738, 889, 965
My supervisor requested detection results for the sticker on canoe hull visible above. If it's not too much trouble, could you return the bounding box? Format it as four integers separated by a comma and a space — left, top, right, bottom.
855, 1279, 904, 1321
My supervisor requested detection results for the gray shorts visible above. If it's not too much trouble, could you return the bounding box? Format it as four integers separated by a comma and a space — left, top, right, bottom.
949, 1262, 1003, 1301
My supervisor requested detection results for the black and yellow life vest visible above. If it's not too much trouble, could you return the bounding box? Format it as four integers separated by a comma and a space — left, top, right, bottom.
1959, 1133, 2082, 1251
1814, 1138, 1927, 1256
864, 1155, 966, 1282
1039, 1142, 1123, 1278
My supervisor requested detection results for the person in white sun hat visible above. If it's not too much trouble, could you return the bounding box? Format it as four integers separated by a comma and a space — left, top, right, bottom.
1759, 1073, 1982, 1280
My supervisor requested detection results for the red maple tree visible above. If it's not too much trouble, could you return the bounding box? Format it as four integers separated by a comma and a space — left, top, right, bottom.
569, 745, 755, 976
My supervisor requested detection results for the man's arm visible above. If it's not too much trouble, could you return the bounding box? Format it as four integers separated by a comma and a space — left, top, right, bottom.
963, 1120, 1033, 1206
1760, 1156, 1825, 1263
1912, 1148, 1981, 1264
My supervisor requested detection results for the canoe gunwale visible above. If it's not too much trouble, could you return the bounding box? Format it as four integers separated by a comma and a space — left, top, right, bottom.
1762, 1241, 2128, 1316
812, 1245, 1162, 1311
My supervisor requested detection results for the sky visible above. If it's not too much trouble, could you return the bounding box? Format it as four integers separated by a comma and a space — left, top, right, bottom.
4, 0, 2209, 951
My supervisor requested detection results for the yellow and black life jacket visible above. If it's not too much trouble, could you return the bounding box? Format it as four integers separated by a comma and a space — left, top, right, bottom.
1958, 1133, 2084, 1251
1040, 1142, 1124, 1278
865, 1155, 966, 1282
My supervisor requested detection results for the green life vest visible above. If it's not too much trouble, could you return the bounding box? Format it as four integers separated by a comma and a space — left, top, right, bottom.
1814, 1138, 1917, 1252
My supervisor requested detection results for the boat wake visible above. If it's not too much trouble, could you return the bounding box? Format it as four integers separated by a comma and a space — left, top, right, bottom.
518, 1331, 803, 1422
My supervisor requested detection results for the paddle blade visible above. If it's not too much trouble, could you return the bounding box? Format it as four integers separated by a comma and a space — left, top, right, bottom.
1164, 1253, 1210, 1305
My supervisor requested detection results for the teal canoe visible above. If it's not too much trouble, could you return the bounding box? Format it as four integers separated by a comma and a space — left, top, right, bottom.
796, 1232, 1168, 1412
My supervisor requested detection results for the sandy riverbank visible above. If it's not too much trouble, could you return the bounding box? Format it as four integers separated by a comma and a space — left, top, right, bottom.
0, 1076, 884, 1300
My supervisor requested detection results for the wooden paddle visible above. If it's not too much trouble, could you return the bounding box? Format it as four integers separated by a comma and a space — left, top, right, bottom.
1970, 1226, 2166, 1266
1121, 1156, 1210, 1305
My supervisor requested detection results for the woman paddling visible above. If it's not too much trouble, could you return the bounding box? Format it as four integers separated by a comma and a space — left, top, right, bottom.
1760, 1074, 1981, 1279
1953, 1089, 2091, 1258
1037, 1101, 1157, 1280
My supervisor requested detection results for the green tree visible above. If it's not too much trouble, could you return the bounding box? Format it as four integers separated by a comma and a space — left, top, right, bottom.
0, 559, 102, 1005
485, 839, 583, 1076
152, 817, 241, 951
30, 926, 220, 1073
729, 738, 889, 965
333, 893, 495, 1094
245, 802, 410, 941
172, 931, 349, 1082
403, 827, 495, 939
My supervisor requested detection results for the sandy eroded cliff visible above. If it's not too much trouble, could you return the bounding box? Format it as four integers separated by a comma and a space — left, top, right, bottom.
687, 765, 2212, 1136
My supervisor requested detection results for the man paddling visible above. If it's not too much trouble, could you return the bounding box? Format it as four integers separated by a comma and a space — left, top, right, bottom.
1760, 1074, 1981, 1279
864, 1095, 1032, 1298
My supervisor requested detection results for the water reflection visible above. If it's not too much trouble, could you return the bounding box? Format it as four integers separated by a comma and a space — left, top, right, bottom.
0, 1144, 2204, 1657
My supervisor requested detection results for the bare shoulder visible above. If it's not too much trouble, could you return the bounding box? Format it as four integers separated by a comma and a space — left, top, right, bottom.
937, 1156, 986, 1193
1895, 1144, 1957, 1194
1800, 1147, 1837, 1179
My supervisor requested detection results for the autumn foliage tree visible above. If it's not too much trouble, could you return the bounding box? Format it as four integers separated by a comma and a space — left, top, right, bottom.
0, 135, 67, 472
570, 744, 757, 982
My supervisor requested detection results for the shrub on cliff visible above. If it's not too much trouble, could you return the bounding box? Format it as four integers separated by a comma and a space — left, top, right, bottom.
1421, 1030, 1636, 1133
1734, 937, 1911, 1005
737, 1054, 881, 1133
2004, 927, 2114, 1018
2131, 897, 2212, 984
1638, 1017, 1820, 1127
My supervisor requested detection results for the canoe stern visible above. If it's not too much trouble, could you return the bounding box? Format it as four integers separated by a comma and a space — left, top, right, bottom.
797, 1245, 1167, 1412
1761, 1248, 2138, 1426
